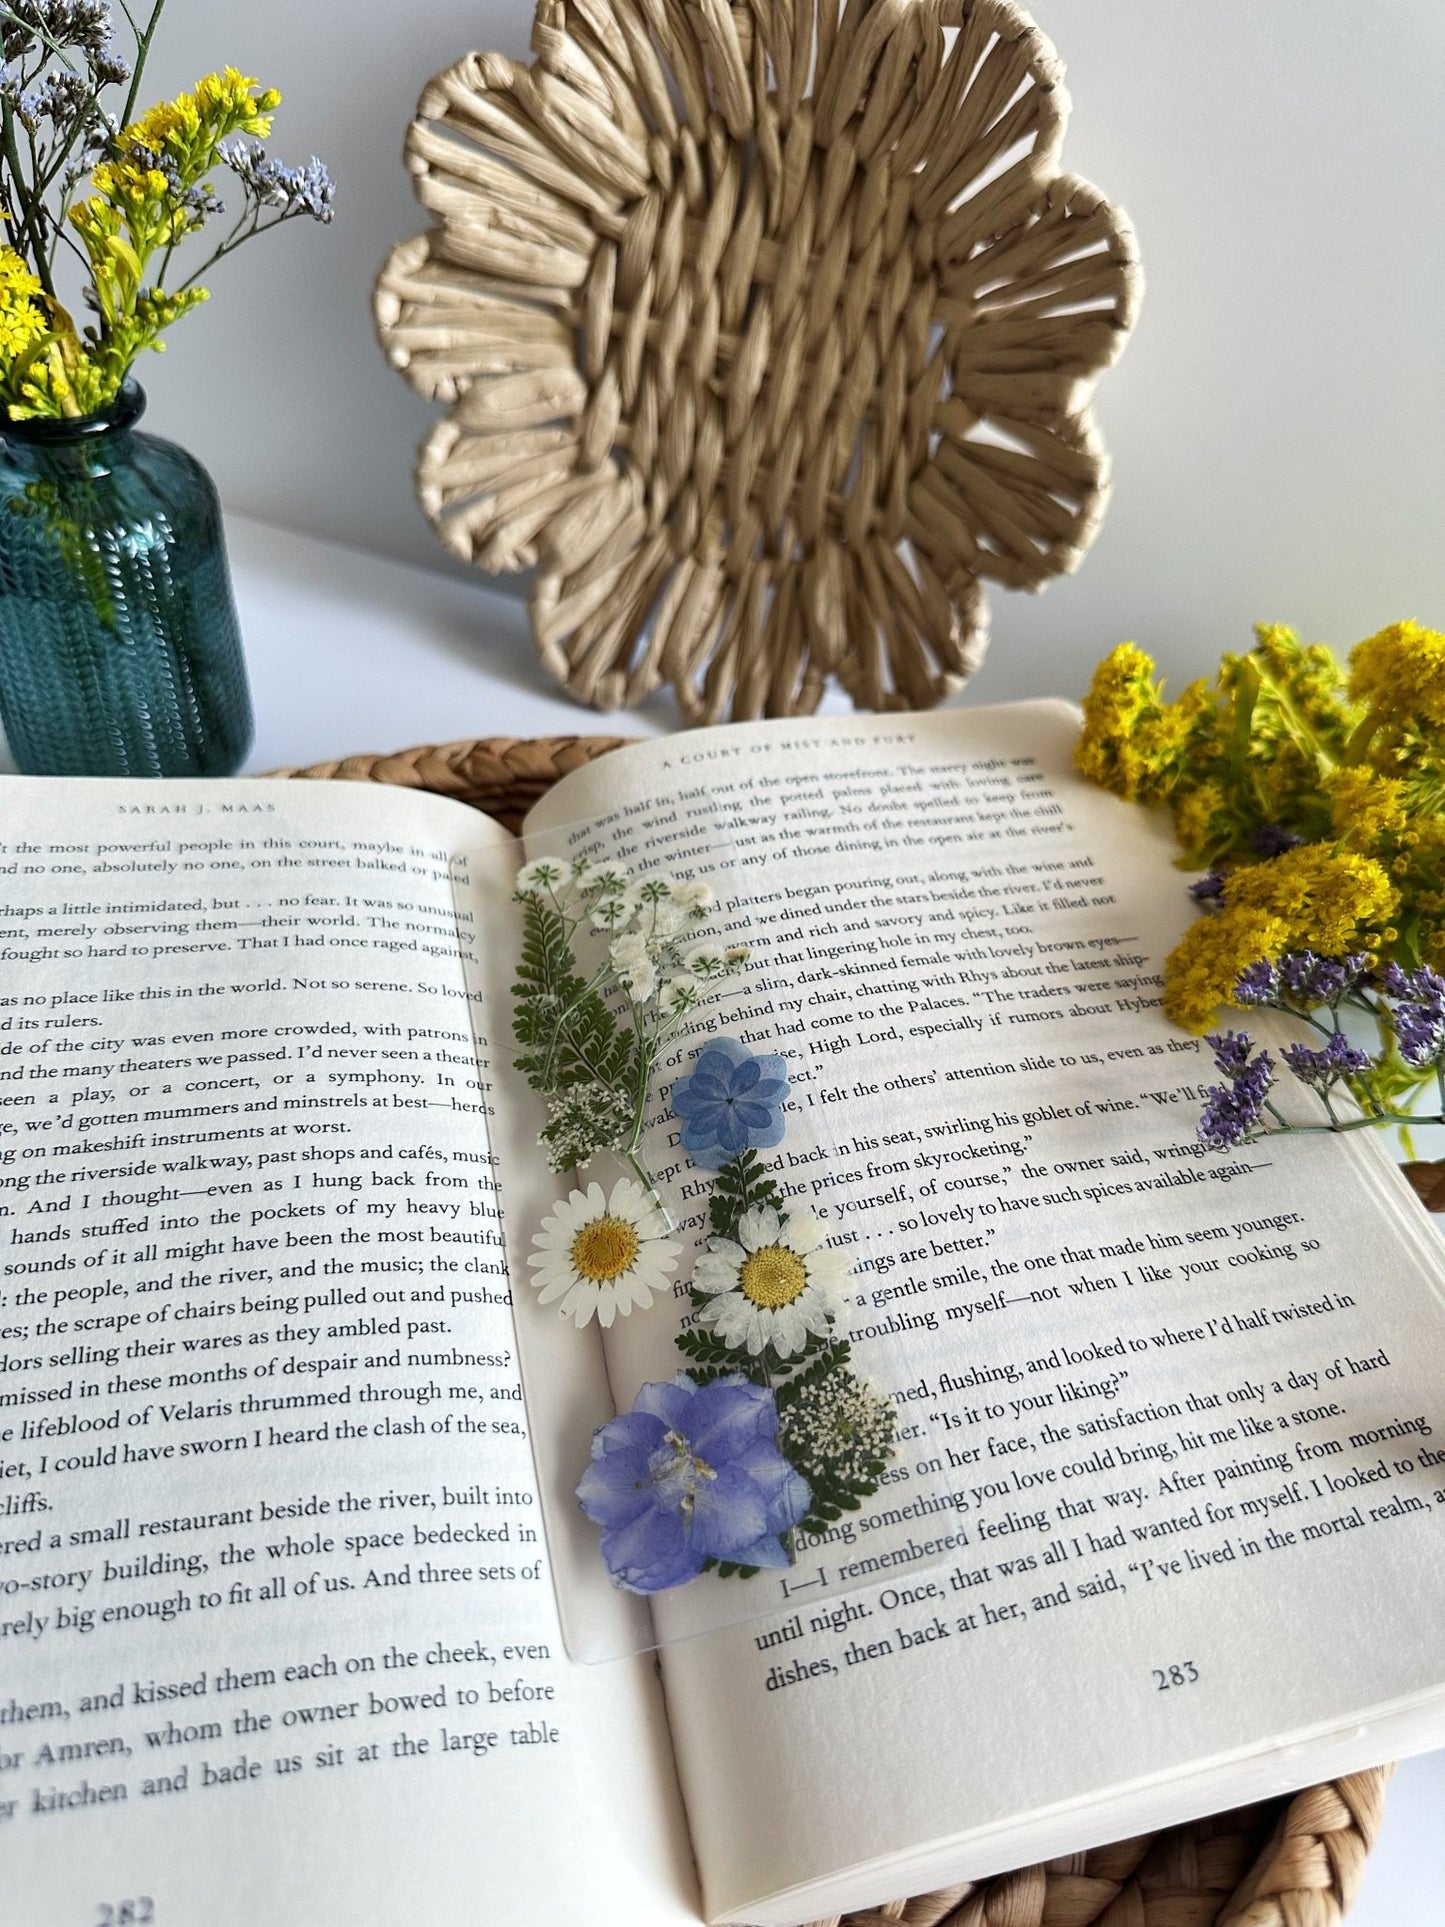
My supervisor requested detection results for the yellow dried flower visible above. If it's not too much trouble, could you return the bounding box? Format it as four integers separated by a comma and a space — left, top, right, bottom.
1075, 644, 1174, 803
1162, 906, 1290, 1033
1227, 845, 1397, 950
1349, 621, 1445, 737
1170, 781, 1224, 861
1163, 844, 1398, 1032
0, 246, 51, 390
1324, 765, 1407, 852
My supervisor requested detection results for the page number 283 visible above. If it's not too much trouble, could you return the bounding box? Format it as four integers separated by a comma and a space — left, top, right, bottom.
96, 1902, 153, 1925
1153, 1661, 1199, 1691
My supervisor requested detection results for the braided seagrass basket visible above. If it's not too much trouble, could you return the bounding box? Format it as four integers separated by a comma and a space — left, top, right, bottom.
375, 0, 1141, 723
273, 732, 1397, 1927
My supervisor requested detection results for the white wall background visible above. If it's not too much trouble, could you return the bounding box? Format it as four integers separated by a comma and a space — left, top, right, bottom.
135, 0, 1445, 710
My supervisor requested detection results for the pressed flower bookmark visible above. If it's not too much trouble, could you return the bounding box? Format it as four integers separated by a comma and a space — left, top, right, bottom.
568, 1045, 898, 1595
509, 860, 899, 1601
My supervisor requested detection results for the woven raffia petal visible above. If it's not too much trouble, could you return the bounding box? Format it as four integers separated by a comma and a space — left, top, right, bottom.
376, 0, 1140, 722
268, 735, 1408, 1921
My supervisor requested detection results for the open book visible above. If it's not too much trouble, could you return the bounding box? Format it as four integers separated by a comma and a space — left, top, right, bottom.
5, 702, 1445, 1926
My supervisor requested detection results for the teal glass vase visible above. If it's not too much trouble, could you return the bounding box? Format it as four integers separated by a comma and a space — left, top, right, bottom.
0, 381, 253, 777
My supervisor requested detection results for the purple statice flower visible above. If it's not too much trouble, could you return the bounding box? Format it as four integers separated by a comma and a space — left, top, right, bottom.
220, 139, 336, 223
2, 65, 45, 130
1189, 869, 1229, 906
671, 1036, 788, 1169
1233, 959, 1279, 1006
577, 1374, 811, 1594
1206, 1029, 1255, 1077
1381, 964, 1445, 1070
38, 66, 89, 123
1197, 1046, 1274, 1150
1277, 950, 1371, 1008
90, 38, 128, 84
1251, 824, 1304, 858
1281, 1033, 1374, 1090
4, 0, 111, 55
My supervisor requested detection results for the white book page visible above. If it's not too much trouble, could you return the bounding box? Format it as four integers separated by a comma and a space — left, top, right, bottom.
0, 778, 695, 1927
525, 704, 1445, 1921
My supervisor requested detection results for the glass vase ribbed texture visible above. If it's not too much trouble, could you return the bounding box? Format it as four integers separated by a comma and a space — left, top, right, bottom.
0, 381, 252, 777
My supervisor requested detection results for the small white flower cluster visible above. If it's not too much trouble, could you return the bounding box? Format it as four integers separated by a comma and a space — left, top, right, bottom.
541, 1080, 634, 1171
516, 856, 746, 1009
778, 1371, 898, 1488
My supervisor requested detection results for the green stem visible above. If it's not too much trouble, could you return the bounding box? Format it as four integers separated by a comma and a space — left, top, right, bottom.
622, 1149, 669, 1225
36, 102, 114, 268
537, 958, 612, 1091
1267, 1110, 1445, 1137
1, 103, 57, 296
1342, 710, 1383, 767
1247, 655, 1347, 781
175, 209, 278, 292
1288, 1007, 1336, 1041
121, 0, 168, 128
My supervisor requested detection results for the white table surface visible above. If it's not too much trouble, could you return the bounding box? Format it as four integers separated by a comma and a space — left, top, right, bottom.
2, 511, 1441, 1918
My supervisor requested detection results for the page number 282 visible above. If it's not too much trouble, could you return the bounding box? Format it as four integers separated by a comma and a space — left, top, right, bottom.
96, 1903, 153, 1925
1152, 1661, 1199, 1691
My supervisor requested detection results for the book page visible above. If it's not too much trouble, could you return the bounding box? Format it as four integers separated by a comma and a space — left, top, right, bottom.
0, 778, 695, 1927
524, 705, 1445, 1921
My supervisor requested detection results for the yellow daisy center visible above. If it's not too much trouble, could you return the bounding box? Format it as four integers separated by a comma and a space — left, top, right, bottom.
571, 1216, 639, 1282
740, 1245, 807, 1309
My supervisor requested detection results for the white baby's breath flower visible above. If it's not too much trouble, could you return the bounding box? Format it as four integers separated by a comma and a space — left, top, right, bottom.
581, 862, 629, 895
660, 974, 701, 1018
639, 897, 690, 940
617, 956, 657, 1003
590, 889, 637, 932
670, 880, 714, 912
609, 932, 650, 972
527, 1178, 680, 1328
694, 1206, 850, 1358
683, 940, 727, 979
515, 857, 566, 897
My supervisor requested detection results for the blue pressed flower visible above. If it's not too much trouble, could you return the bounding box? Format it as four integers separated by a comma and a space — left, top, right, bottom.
1281, 1033, 1373, 1089
1382, 964, 1445, 1069
1188, 869, 1229, 905
1197, 1047, 1273, 1150
1233, 959, 1278, 1006
576, 1374, 811, 1594
671, 1036, 789, 1169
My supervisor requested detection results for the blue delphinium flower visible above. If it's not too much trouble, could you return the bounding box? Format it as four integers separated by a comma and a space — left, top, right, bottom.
1197, 1039, 1274, 1150
1281, 1033, 1373, 1090
576, 1374, 811, 1594
671, 1036, 789, 1169
1381, 964, 1445, 1069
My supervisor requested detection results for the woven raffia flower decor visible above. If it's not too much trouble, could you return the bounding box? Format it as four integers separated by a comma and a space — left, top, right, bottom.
375, 0, 1141, 722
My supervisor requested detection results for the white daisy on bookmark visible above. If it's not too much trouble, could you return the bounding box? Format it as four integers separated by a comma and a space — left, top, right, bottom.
528, 1179, 681, 1329
693, 1206, 851, 1359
